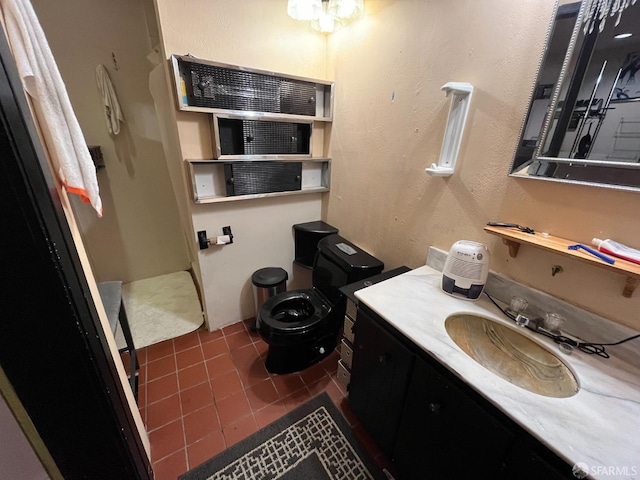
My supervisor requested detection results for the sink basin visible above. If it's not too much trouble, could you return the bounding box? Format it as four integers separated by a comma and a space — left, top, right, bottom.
445, 314, 579, 398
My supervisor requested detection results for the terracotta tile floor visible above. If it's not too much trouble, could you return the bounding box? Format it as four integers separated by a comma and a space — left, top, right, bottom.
134, 319, 391, 480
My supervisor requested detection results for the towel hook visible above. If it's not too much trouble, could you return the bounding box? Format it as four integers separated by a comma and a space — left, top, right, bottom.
111, 52, 119, 71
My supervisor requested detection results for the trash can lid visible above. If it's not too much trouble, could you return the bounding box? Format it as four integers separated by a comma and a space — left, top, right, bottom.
252, 267, 288, 288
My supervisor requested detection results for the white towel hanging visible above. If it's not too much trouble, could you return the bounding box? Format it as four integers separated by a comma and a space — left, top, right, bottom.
0, 0, 102, 216
96, 64, 123, 135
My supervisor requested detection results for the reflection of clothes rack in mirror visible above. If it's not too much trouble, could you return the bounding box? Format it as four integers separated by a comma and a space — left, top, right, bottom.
510, 0, 640, 191
570, 63, 622, 159
586, 68, 622, 158
563, 98, 602, 130
544, 17, 601, 158
570, 60, 604, 157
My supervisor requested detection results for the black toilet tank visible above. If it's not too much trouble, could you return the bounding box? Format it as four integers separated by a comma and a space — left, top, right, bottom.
313, 234, 384, 305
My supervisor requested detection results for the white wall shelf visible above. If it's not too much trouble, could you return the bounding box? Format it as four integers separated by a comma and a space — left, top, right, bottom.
190, 186, 330, 205
186, 158, 331, 204
174, 56, 334, 205
485, 226, 640, 298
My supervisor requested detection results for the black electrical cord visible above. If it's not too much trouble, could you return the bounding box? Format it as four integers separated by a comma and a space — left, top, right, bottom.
485, 291, 515, 320
484, 292, 640, 359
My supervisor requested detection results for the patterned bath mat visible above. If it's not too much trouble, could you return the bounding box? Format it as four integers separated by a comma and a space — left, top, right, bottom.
179, 392, 386, 480
122, 271, 203, 349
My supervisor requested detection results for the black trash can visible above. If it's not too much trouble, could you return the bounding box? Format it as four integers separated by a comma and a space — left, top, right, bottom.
252, 267, 288, 325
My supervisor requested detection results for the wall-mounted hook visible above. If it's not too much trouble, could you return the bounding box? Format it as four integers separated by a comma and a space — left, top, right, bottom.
551, 265, 563, 277
111, 52, 119, 71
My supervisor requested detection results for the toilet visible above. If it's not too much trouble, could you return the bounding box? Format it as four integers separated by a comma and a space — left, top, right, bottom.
257, 234, 383, 374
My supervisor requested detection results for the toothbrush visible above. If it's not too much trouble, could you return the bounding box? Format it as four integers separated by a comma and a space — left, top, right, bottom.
568, 244, 615, 264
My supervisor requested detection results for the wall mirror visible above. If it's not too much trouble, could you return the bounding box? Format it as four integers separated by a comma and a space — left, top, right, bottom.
511, 0, 640, 191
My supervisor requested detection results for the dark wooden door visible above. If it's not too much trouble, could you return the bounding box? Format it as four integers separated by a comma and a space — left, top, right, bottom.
393, 356, 517, 479
498, 436, 575, 480
0, 25, 151, 480
349, 307, 414, 456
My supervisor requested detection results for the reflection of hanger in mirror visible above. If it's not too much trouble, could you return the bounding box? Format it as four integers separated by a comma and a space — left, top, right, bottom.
568, 61, 607, 156
575, 122, 593, 159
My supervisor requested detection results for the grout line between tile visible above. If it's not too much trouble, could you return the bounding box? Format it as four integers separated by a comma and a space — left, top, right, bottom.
168, 351, 187, 466
200, 342, 228, 458
145, 323, 385, 476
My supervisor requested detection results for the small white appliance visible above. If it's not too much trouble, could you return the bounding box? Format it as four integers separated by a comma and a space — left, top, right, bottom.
442, 240, 490, 300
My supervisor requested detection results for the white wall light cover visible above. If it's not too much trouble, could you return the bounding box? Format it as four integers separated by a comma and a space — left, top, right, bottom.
312, 12, 338, 33
329, 0, 364, 18
288, 0, 322, 21
289, 0, 364, 33
425, 82, 474, 177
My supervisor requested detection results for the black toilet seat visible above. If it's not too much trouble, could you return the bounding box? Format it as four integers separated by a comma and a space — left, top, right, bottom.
258, 289, 330, 336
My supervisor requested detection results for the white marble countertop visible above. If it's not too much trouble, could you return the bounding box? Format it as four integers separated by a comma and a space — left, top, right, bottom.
355, 266, 640, 480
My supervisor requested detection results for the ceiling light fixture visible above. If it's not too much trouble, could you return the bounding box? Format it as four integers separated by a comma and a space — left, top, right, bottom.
328, 0, 364, 19
582, 0, 638, 34
312, 5, 338, 33
287, 0, 364, 33
614, 32, 633, 39
287, 0, 322, 21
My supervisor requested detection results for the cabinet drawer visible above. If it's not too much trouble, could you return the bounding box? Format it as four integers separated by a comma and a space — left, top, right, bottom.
343, 315, 355, 343
337, 360, 351, 388
340, 339, 353, 369
346, 298, 357, 321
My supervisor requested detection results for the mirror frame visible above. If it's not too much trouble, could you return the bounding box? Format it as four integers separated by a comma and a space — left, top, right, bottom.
509, 0, 640, 192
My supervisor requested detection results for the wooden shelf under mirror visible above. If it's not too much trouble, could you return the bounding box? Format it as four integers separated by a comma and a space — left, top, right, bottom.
484, 226, 640, 298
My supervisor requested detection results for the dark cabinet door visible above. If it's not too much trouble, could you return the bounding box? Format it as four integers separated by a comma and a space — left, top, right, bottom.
497, 438, 576, 480
349, 307, 414, 456
393, 356, 517, 479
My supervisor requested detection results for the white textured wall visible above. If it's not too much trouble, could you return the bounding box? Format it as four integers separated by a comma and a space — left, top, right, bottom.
154, 0, 327, 328
32, 0, 189, 283
192, 196, 324, 324
326, 0, 640, 329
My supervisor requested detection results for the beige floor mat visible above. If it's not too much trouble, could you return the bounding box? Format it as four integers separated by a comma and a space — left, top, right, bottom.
122, 271, 203, 349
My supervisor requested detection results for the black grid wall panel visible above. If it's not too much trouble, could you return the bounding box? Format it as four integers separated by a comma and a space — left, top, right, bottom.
217, 118, 311, 156
224, 162, 302, 196
183, 60, 317, 116
244, 121, 293, 155
243, 120, 308, 155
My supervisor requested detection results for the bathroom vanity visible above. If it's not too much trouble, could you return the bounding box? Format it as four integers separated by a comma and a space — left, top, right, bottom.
337, 266, 411, 390
351, 266, 640, 480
